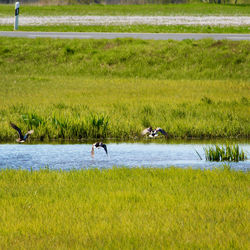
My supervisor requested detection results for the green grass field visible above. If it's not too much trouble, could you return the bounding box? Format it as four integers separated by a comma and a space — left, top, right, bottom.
1, 24, 249, 34
0, 168, 249, 249
1, 3, 249, 33
1, 3, 250, 17
0, 38, 249, 140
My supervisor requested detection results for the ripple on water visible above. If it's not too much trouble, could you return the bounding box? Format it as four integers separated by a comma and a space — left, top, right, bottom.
0, 143, 249, 171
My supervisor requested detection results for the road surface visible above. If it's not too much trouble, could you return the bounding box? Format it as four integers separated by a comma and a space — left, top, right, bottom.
0, 31, 249, 40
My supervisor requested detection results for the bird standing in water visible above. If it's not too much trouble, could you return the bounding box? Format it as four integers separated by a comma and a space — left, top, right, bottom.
141, 127, 167, 138
10, 122, 34, 143
91, 142, 108, 157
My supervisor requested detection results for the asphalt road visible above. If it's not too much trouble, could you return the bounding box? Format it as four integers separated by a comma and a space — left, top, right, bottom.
0, 31, 250, 40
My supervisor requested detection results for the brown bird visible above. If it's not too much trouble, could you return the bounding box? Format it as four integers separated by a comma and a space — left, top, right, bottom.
142, 127, 167, 138
10, 122, 34, 143
91, 142, 108, 157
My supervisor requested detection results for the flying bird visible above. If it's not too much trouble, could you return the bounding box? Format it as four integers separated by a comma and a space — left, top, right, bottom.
150, 127, 168, 138
142, 127, 167, 138
91, 142, 108, 157
10, 122, 34, 143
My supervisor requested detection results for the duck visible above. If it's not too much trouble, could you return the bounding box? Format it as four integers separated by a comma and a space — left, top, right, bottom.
10, 122, 34, 143
91, 142, 108, 157
141, 127, 167, 138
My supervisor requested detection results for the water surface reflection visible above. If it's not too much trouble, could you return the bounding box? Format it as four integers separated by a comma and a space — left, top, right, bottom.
0, 143, 249, 171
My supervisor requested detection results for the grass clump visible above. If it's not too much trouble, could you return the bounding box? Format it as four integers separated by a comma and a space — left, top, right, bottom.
204, 144, 247, 162
0, 167, 249, 249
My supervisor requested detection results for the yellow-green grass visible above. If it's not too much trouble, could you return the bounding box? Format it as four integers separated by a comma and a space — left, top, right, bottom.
0, 38, 249, 140
1, 24, 250, 33
1, 3, 250, 17
0, 168, 249, 249
0, 76, 249, 140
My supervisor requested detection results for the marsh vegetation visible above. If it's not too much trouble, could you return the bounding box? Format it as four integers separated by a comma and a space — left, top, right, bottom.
0, 168, 249, 249
0, 38, 249, 141
204, 144, 247, 162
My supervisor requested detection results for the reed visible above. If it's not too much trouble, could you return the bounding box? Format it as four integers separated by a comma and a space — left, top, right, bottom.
204, 144, 247, 162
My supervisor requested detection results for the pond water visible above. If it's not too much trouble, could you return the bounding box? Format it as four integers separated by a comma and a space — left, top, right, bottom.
0, 142, 249, 171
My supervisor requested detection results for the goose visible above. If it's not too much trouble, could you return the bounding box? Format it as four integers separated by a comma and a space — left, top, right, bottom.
91, 142, 108, 157
10, 122, 34, 143
142, 127, 167, 138
141, 127, 153, 136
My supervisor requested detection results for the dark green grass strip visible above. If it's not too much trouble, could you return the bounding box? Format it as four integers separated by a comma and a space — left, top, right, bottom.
1, 3, 250, 17
1, 24, 249, 33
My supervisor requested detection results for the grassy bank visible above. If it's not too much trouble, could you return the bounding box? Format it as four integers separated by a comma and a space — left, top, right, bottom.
1, 38, 249, 80
0, 38, 249, 140
1, 3, 250, 17
1, 76, 249, 140
1, 24, 249, 33
0, 168, 249, 249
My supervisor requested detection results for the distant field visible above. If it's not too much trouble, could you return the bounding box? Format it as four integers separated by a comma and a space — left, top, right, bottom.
0, 37, 249, 140
0, 168, 249, 249
0, 3, 250, 17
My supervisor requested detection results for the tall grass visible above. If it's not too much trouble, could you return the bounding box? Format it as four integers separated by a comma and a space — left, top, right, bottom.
0, 168, 249, 249
204, 144, 247, 161
0, 76, 249, 140
0, 38, 249, 140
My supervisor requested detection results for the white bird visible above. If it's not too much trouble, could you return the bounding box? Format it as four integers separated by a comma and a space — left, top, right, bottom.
91, 142, 108, 157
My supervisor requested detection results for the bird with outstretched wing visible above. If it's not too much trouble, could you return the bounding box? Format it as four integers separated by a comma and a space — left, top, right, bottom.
10, 122, 34, 143
141, 127, 153, 136
142, 126, 167, 138
91, 142, 108, 157
153, 127, 167, 137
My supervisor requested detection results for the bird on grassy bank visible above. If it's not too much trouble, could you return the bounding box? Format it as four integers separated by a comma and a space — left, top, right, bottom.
10, 122, 34, 143
141, 127, 167, 138
91, 142, 108, 157
141, 127, 153, 136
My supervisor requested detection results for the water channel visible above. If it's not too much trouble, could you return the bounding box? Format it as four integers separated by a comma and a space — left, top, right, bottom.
0, 140, 249, 171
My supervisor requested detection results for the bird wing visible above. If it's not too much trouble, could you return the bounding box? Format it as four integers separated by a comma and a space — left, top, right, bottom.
101, 144, 108, 155
155, 127, 167, 135
141, 128, 150, 135
10, 122, 23, 139
23, 130, 34, 141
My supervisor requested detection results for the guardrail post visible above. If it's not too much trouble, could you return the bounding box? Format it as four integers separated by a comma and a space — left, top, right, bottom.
14, 1, 20, 30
